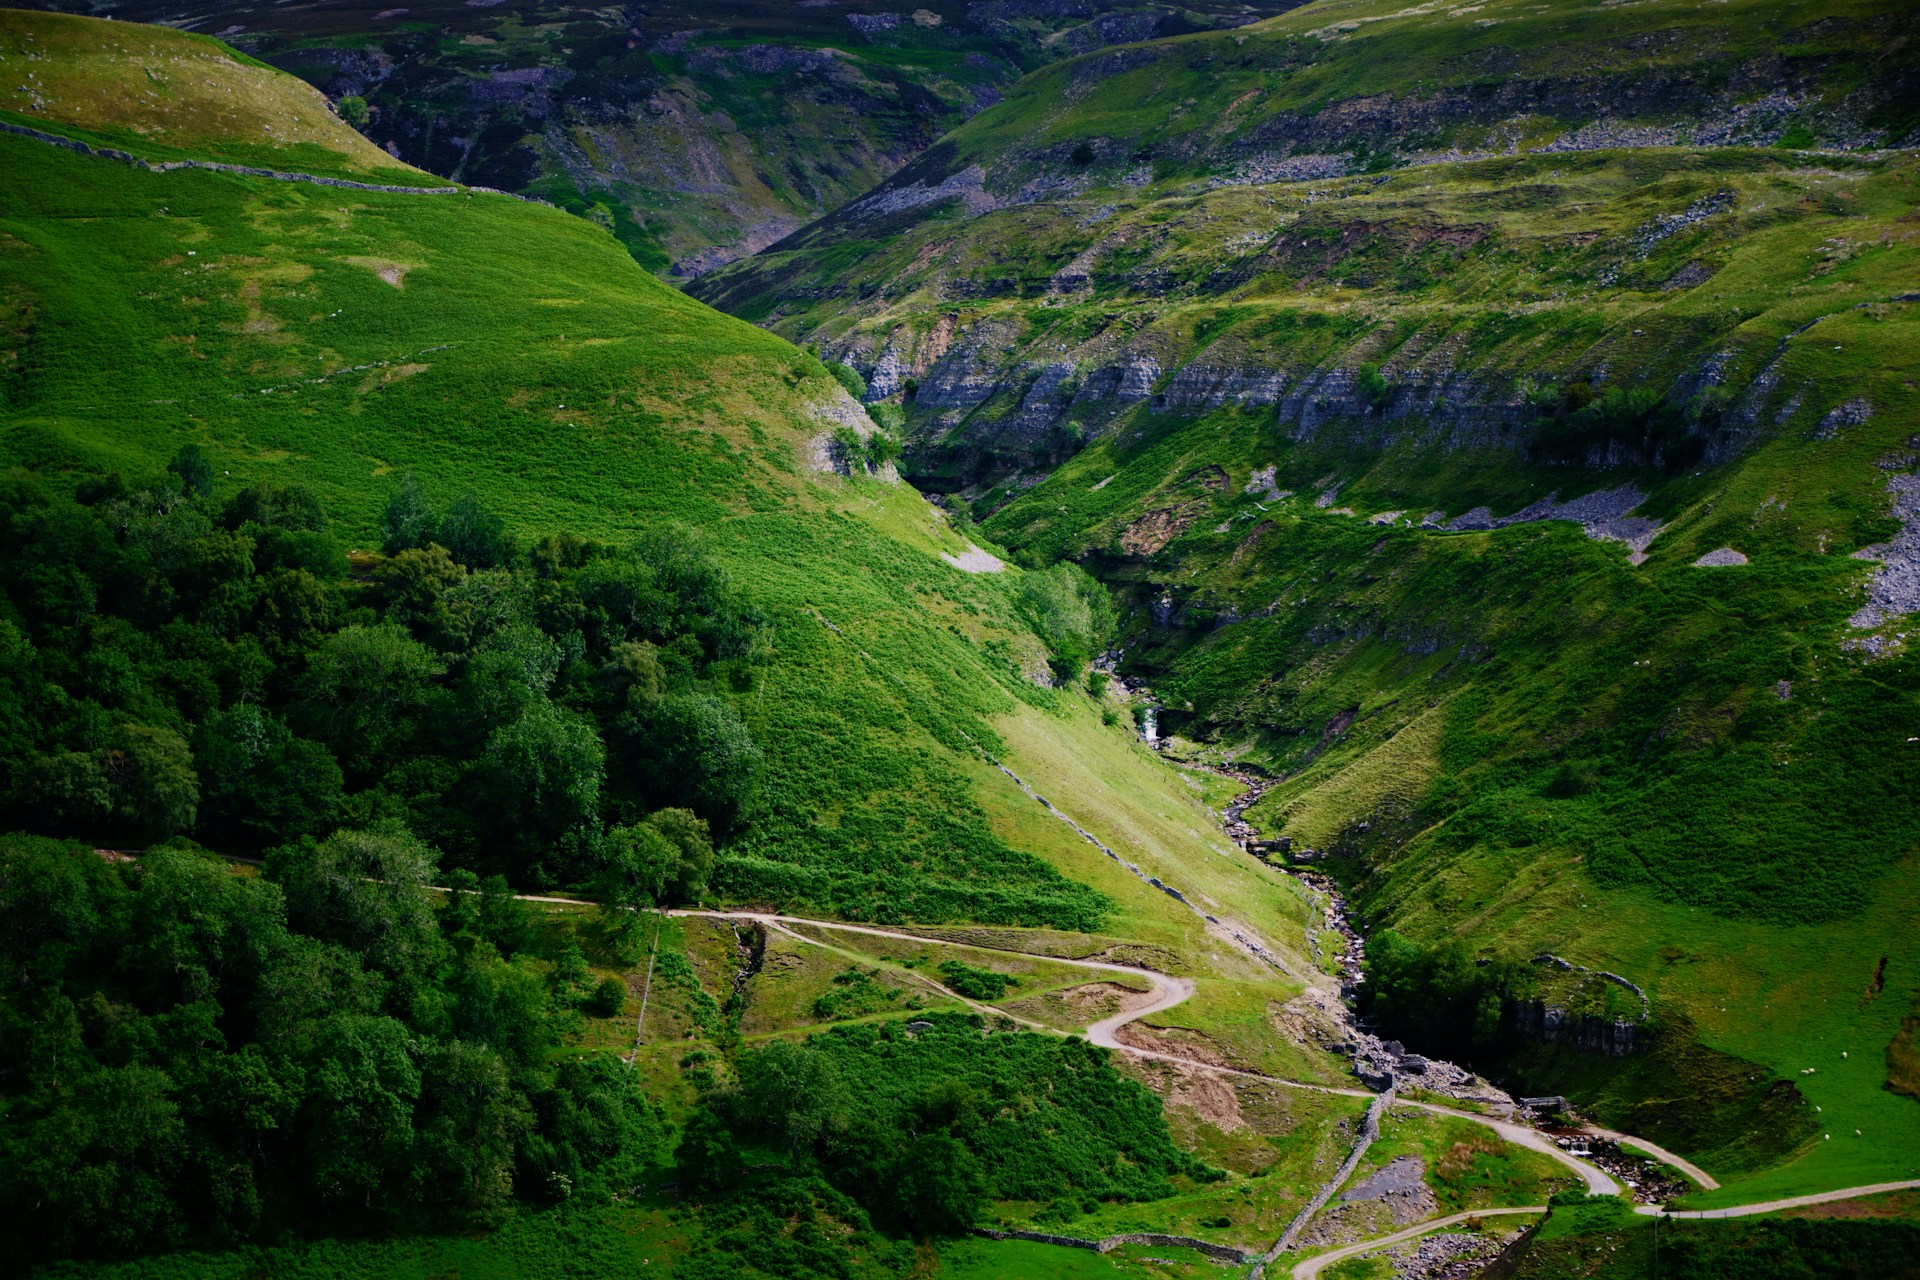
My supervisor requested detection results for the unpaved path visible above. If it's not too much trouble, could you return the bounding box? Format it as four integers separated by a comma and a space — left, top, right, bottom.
226, 871, 1918, 1245
1633, 1179, 1920, 1220
1396, 1098, 1618, 1195
1588, 1126, 1719, 1191
664, 910, 1623, 1197
1288, 1206, 1546, 1280
212, 871, 1920, 1232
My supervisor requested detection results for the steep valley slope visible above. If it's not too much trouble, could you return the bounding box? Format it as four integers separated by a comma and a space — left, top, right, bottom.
1, 12, 1478, 1274
5, 3, 1920, 1275
0, 8, 1322, 961
692, 0, 1920, 1202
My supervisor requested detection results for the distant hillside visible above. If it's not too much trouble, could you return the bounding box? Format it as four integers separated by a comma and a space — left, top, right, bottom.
0, 8, 428, 181
12, 0, 1304, 276
689, 0, 1920, 1197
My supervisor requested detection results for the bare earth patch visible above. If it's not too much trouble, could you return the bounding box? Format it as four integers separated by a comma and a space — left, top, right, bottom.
1146, 1058, 1248, 1132
341, 255, 412, 288
1116, 1020, 1236, 1068
941, 544, 1005, 572
1120, 503, 1202, 555
1004, 979, 1160, 1032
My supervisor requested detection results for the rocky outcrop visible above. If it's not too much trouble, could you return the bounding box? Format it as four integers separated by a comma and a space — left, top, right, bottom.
843, 164, 1000, 220
188, 0, 1294, 275
1440, 486, 1664, 562
1507, 1000, 1642, 1056
1848, 471, 1920, 633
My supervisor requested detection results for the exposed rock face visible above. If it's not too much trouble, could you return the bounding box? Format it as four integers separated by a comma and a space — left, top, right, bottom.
1443, 486, 1665, 562
1815, 397, 1873, 440
689, 0, 1917, 510
844, 164, 1000, 220
1507, 999, 1642, 1056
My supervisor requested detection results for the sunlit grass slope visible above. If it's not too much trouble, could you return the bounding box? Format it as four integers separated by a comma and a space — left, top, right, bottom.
0, 8, 425, 181
0, 128, 1073, 927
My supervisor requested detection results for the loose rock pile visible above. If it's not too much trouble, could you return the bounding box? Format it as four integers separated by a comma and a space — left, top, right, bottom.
1545, 1133, 1691, 1203
1384, 1230, 1509, 1279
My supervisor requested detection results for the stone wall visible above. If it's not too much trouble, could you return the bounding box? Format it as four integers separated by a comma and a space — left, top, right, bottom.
970, 1227, 1249, 1263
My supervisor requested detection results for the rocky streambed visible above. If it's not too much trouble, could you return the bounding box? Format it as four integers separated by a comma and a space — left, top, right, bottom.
1152, 735, 1513, 1112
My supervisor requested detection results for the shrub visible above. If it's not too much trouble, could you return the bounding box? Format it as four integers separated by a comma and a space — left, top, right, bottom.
1016, 563, 1116, 682
937, 959, 1017, 1001
585, 976, 627, 1018
1356, 361, 1392, 410
865, 431, 902, 470
381, 473, 438, 554
826, 361, 868, 401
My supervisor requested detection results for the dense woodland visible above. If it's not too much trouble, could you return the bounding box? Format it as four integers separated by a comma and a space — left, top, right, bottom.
0, 451, 1193, 1265
0, 447, 763, 886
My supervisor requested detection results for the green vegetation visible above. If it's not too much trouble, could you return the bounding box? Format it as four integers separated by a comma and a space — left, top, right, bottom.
0, 118, 1123, 928
0, 10, 424, 183
753, 0, 1917, 209
1352, 1107, 1577, 1214
1359, 934, 1820, 1173
101, 0, 1301, 275
684, 1014, 1218, 1237
0, 456, 768, 894
14, 3, 1920, 1277
938, 958, 1021, 1001
689, 0, 1920, 1197
0, 833, 661, 1261
1016, 563, 1117, 683
0, 19, 1353, 1277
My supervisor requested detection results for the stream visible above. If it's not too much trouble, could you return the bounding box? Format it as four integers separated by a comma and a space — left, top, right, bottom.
1120, 691, 1514, 1111
1148, 726, 1716, 1209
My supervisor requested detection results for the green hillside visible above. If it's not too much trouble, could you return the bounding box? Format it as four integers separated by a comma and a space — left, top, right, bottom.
11, 0, 1305, 276
0, 11, 1369, 1272
0, 8, 426, 181
8, 3, 1920, 1277
688, 0, 1920, 1207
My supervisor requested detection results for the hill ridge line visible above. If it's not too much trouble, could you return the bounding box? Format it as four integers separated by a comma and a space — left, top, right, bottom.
0, 117, 481, 196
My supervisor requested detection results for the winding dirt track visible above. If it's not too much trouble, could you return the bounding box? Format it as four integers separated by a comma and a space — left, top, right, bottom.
465, 897, 1920, 1240
1632, 1179, 1920, 1219
1288, 1207, 1547, 1280
667, 910, 1621, 1197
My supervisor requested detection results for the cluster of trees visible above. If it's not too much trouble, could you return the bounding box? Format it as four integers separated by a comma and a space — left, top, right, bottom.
1357, 931, 1539, 1066
1016, 562, 1116, 683
0, 450, 767, 895
676, 1013, 1216, 1239
0, 452, 1189, 1266
1525, 381, 1712, 471
0, 831, 661, 1259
